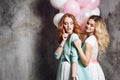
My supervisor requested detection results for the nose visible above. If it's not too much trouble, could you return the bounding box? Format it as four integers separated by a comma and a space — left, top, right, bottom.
85, 24, 90, 29
67, 23, 71, 27
87, 24, 90, 27
86, 24, 91, 28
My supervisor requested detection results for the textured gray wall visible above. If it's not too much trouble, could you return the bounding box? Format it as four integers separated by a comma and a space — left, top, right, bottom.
99, 0, 120, 80
0, 0, 40, 80
0, 0, 120, 80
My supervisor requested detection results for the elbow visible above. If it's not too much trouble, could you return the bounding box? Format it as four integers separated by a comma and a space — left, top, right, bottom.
54, 52, 61, 59
83, 61, 90, 67
84, 63, 89, 67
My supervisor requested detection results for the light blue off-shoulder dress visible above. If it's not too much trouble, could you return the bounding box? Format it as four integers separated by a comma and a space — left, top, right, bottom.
55, 33, 91, 80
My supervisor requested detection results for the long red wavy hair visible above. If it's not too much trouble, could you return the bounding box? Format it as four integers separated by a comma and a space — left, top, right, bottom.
56, 13, 82, 46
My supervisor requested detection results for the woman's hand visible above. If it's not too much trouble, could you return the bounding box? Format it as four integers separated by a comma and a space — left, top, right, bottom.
62, 29, 68, 41
74, 38, 82, 49
72, 77, 76, 80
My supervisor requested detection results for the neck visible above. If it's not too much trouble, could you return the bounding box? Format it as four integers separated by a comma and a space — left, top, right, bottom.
87, 32, 94, 37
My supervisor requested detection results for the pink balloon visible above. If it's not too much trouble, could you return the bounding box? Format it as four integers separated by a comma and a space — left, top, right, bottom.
76, 16, 86, 33
86, 0, 100, 10
63, 0, 81, 16
76, 0, 90, 9
79, 25, 86, 33
76, 15, 85, 25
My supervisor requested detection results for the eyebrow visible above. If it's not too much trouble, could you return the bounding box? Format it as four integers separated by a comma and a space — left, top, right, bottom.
87, 22, 94, 27
64, 21, 73, 23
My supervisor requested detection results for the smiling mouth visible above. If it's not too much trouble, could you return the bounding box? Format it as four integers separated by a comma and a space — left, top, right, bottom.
68, 28, 71, 30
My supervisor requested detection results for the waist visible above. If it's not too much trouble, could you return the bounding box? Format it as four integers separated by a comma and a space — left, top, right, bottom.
90, 59, 98, 63
61, 57, 68, 62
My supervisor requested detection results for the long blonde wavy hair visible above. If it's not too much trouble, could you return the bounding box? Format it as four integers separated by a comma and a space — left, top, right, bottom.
88, 15, 110, 54
56, 13, 82, 46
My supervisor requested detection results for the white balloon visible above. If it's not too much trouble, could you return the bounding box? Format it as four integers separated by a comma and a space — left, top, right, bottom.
50, 0, 68, 10
83, 8, 100, 23
85, 11, 92, 18
53, 13, 64, 27
91, 8, 100, 16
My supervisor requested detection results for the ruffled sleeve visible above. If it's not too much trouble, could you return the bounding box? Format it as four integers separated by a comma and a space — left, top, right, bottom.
85, 35, 95, 47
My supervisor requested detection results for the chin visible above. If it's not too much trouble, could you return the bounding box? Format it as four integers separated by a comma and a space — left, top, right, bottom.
69, 32, 73, 34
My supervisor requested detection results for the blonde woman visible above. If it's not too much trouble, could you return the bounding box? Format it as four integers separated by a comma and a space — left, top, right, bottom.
74, 15, 109, 80
54, 13, 91, 80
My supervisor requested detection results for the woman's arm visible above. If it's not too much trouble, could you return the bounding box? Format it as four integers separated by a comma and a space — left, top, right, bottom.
71, 41, 78, 79
74, 38, 92, 67
55, 40, 65, 55
70, 33, 79, 79
72, 62, 77, 78
72, 62, 77, 80
55, 30, 68, 59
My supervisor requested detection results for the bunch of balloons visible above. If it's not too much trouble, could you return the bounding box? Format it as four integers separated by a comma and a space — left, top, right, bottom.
50, 0, 100, 28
